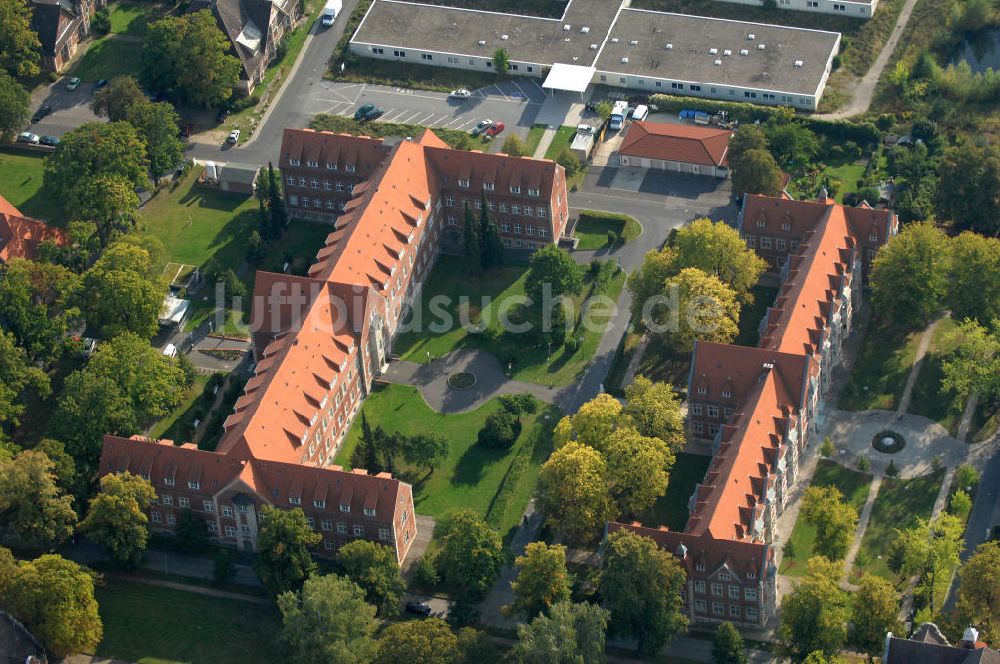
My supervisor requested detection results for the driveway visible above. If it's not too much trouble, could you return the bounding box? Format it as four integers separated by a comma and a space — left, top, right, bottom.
27, 78, 101, 139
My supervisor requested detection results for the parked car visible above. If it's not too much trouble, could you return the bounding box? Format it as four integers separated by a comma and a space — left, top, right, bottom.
39, 135, 60, 147
353, 103, 375, 120
216, 107, 230, 124
576, 123, 594, 135
66, 77, 81, 91
93, 79, 109, 91
405, 601, 432, 616
361, 106, 384, 122
471, 119, 492, 136
226, 129, 240, 144
485, 122, 505, 136
449, 89, 471, 99
162, 343, 178, 358
81, 337, 98, 357
16, 132, 39, 144
31, 104, 52, 123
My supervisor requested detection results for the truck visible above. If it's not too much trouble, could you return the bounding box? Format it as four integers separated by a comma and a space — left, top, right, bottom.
679, 109, 711, 124
608, 100, 629, 131
320, 0, 341, 26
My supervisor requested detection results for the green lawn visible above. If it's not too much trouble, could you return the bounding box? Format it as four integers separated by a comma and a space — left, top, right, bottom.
392, 256, 626, 387
108, 2, 160, 36
852, 469, 945, 581
636, 452, 713, 531
525, 124, 547, 156
257, 219, 332, 276
825, 160, 868, 204
635, 340, 691, 392
734, 285, 778, 348
0, 149, 64, 224
573, 210, 642, 250
334, 384, 557, 537
148, 374, 212, 442
71, 37, 143, 81
606, 329, 642, 396
779, 460, 873, 577
907, 317, 961, 432
839, 320, 924, 411
94, 578, 283, 664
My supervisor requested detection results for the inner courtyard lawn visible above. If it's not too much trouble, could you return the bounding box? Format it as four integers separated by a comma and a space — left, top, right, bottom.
334, 384, 557, 536
839, 319, 924, 411
779, 459, 873, 577
573, 210, 642, 250
636, 452, 713, 531
852, 469, 945, 581
0, 150, 64, 224
94, 578, 283, 664
392, 256, 626, 387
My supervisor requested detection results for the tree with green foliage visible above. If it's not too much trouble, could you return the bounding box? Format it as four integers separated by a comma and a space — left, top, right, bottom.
732, 148, 783, 199
277, 573, 377, 664
175, 508, 211, 554
0, 449, 76, 549
436, 509, 503, 596
525, 244, 583, 302
537, 441, 614, 544
478, 191, 504, 271
44, 121, 149, 215
670, 218, 767, 303
939, 319, 1000, 413
512, 601, 610, 664
81, 472, 157, 566
896, 513, 965, 614
956, 541, 1000, 642
623, 375, 685, 453
956, 464, 982, 492
0, 258, 80, 364
950, 490, 973, 520
935, 139, 1000, 237
0, 0, 41, 78
502, 133, 528, 157
35, 439, 76, 493
727, 125, 768, 174
949, 233, 1000, 324
0, 330, 49, 430
353, 412, 383, 473
713, 621, 748, 664
0, 552, 103, 656
375, 618, 458, 664
601, 529, 688, 655
141, 10, 242, 107
628, 245, 679, 322
91, 75, 147, 122
801, 486, 858, 561
492, 47, 509, 73
595, 100, 614, 121
0, 71, 29, 140
765, 121, 820, 170
778, 556, 850, 661
871, 222, 951, 328
556, 146, 582, 177
267, 162, 288, 238
400, 432, 449, 474
338, 540, 405, 617
76, 174, 141, 247
507, 542, 573, 620
850, 574, 898, 660
456, 627, 498, 664
463, 201, 479, 265
213, 546, 237, 584
801, 653, 847, 664
477, 410, 521, 449
79, 241, 164, 338
553, 392, 622, 452
661, 267, 740, 352
498, 393, 538, 421
605, 427, 674, 516
254, 506, 322, 596
128, 100, 185, 178
38, 220, 100, 273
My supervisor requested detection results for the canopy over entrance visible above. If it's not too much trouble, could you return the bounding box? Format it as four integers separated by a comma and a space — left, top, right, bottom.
542, 63, 596, 94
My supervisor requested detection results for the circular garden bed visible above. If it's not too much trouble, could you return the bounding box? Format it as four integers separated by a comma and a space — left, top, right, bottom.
872, 430, 906, 454
447, 372, 476, 390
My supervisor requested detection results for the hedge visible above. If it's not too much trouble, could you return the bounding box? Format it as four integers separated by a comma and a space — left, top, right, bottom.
647, 94, 881, 144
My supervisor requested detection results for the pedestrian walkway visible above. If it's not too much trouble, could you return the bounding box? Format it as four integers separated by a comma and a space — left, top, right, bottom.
105, 573, 270, 605
842, 475, 883, 580
897, 315, 944, 415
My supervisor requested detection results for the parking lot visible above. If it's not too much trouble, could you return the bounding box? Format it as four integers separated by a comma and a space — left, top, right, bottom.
301, 78, 547, 134
27, 78, 102, 140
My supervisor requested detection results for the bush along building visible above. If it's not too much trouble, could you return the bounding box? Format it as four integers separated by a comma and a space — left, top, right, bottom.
99, 127, 568, 563
610, 192, 897, 629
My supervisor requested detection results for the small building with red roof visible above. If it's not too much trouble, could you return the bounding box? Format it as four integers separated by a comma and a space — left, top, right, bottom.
617, 121, 733, 178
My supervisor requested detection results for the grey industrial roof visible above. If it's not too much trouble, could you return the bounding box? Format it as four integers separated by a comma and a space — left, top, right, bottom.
596, 10, 840, 96
352, 0, 622, 67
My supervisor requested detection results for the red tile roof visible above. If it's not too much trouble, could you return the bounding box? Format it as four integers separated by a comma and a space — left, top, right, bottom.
0, 194, 66, 263
619, 121, 733, 168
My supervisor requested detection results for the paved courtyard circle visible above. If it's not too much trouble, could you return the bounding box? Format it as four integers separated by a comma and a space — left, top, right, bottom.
447, 372, 476, 390
872, 429, 906, 454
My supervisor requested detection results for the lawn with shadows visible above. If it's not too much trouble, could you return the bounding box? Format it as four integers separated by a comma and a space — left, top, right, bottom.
147, 373, 211, 442
335, 383, 557, 536
839, 318, 924, 411
94, 578, 283, 664
0, 149, 64, 224
852, 469, 945, 581
573, 210, 642, 250
635, 340, 691, 393
779, 460, 873, 577
392, 256, 626, 387
72, 38, 144, 81
907, 316, 962, 432
636, 452, 713, 531
734, 285, 778, 347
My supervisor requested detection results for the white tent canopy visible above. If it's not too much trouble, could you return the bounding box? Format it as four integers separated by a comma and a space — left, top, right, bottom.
542, 63, 596, 93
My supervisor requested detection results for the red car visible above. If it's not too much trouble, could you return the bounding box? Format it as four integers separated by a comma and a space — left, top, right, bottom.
485, 122, 505, 136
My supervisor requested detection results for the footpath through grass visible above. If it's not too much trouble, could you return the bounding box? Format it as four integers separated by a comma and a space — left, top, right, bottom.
852, 469, 945, 581
94, 577, 283, 664
392, 256, 626, 387
779, 460, 873, 577
839, 319, 923, 411
335, 383, 557, 537
637, 453, 713, 531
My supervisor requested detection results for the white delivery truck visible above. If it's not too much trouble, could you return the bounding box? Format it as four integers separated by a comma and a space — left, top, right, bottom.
631, 104, 649, 122
321, 0, 341, 26
608, 100, 629, 131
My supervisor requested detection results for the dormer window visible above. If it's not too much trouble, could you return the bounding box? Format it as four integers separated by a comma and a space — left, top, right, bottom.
313, 500, 326, 509
289, 158, 300, 166
696, 562, 705, 572
756, 218, 765, 228
188, 481, 200, 490
697, 386, 707, 395
346, 164, 356, 173
722, 390, 733, 398
510, 185, 521, 194
781, 222, 791, 231
483, 182, 494, 191
528, 187, 539, 196
748, 569, 756, 579
340, 503, 351, 513
289, 496, 301, 505
363, 507, 376, 517
164, 477, 175, 486
869, 233, 878, 242
327, 163, 337, 170
458, 179, 470, 188
307, 160, 318, 168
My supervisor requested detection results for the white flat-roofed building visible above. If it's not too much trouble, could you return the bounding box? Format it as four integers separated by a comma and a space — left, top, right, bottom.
349, 0, 842, 110
717, 0, 878, 19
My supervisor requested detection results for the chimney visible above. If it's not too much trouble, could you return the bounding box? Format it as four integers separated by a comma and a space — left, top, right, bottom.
818, 187, 828, 202
960, 626, 980, 649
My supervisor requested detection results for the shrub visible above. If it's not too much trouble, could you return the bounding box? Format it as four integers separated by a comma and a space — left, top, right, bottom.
477, 411, 521, 449
607, 230, 618, 246
203, 373, 225, 401
589, 258, 602, 275
876, 113, 896, 131
819, 437, 834, 457
858, 455, 871, 472
229, 94, 260, 112
555, 146, 581, 177
414, 555, 439, 588
92, 7, 110, 35
213, 547, 237, 584
949, 490, 972, 520
955, 465, 980, 492
885, 459, 899, 477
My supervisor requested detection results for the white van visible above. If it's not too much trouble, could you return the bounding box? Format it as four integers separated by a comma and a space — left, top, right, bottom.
162, 343, 178, 358
321, 0, 341, 26
631, 104, 649, 122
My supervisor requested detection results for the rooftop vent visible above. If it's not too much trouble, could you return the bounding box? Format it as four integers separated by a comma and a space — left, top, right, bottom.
590, 43, 598, 50
748, 33, 755, 40
563, 24, 571, 31
500, 34, 508, 40
709, 47, 718, 55
611, 37, 619, 43
740, 49, 749, 56
581, 26, 590, 34
794, 60, 803, 67
758, 43, 766, 50
478, 40, 486, 46
714, 59, 722, 66
572, 56, 579, 61
723, 49, 732, 57
621, 57, 629, 64
665, 43, 673, 50
564, 37, 570, 42
629, 39, 638, 46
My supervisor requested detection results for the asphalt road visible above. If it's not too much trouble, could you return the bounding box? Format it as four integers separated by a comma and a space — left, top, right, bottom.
27, 78, 101, 140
